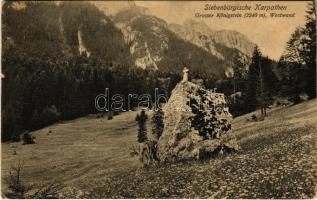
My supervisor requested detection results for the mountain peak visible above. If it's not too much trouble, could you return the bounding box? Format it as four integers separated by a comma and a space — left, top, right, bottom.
213, 30, 255, 57
182, 18, 215, 35
169, 18, 255, 58
113, 6, 150, 23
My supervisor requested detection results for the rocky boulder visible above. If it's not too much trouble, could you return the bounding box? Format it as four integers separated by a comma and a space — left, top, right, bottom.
157, 81, 239, 161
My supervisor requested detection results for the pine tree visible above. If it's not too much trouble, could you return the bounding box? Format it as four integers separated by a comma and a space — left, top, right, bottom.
279, 2, 316, 100
137, 110, 148, 143
244, 46, 262, 113
152, 107, 164, 141
300, 2, 316, 98
229, 54, 249, 116
278, 26, 310, 102
232, 54, 248, 100
244, 46, 273, 117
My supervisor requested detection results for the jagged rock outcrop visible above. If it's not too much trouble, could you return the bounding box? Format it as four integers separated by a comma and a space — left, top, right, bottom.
112, 7, 168, 70
111, 7, 251, 77
212, 30, 255, 57
169, 20, 224, 60
157, 80, 239, 161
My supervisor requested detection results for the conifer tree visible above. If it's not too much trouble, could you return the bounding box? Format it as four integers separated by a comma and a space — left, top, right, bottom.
244, 46, 273, 117
137, 110, 148, 143
244, 46, 262, 113
152, 107, 164, 141
300, 2, 316, 98
229, 54, 248, 116
232, 54, 248, 99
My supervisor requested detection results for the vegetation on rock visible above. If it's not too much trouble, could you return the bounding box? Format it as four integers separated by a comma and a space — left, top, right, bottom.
157, 81, 238, 161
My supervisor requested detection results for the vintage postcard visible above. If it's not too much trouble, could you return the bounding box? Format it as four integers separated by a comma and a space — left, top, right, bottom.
1, 0, 316, 199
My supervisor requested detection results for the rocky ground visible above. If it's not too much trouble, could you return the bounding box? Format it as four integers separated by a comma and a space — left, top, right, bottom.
2, 100, 317, 198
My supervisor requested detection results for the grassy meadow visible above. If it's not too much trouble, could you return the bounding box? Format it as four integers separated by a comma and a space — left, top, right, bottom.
1, 100, 317, 198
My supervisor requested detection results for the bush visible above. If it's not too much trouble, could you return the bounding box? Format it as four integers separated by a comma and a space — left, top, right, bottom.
96, 113, 105, 119
251, 114, 257, 121
4, 160, 31, 198
113, 111, 119, 116
247, 114, 264, 122
4, 161, 64, 198
130, 140, 158, 166
30, 105, 61, 130
135, 113, 140, 122
11, 133, 21, 142
43, 105, 61, 125
198, 133, 240, 160
22, 131, 35, 145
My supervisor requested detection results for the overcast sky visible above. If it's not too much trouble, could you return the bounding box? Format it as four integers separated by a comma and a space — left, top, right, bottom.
94, 1, 309, 60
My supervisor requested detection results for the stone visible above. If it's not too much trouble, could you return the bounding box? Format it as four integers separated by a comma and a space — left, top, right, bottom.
157, 81, 239, 161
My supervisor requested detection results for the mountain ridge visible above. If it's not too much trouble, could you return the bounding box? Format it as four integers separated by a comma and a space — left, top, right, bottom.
3, 2, 256, 78
168, 19, 255, 59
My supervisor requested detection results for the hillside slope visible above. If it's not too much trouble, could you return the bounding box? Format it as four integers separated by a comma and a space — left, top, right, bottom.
2, 2, 131, 64
3, 2, 256, 78
112, 7, 231, 77
2, 100, 316, 198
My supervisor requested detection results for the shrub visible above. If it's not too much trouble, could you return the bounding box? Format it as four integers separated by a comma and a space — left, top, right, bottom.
4, 161, 64, 198
198, 133, 240, 160
96, 113, 105, 119
189, 91, 232, 139
135, 113, 140, 122
130, 140, 158, 166
43, 105, 61, 125
113, 111, 119, 116
4, 160, 31, 198
11, 133, 21, 142
22, 131, 35, 145
30, 105, 61, 130
247, 114, 264, 122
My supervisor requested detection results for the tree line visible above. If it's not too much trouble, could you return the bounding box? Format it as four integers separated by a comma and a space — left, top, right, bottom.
224, 2, 316, 117
1, 46, 181, 142
277, 2, 316, 102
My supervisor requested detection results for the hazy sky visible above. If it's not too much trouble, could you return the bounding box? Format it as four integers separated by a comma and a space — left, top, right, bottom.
94, 1, 309, 60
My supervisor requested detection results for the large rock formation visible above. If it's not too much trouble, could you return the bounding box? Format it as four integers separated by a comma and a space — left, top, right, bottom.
157, 80, 239, 161
169, 19, 255, 59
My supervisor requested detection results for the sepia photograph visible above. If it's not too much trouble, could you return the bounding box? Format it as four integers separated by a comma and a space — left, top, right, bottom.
1, 0, 316, 198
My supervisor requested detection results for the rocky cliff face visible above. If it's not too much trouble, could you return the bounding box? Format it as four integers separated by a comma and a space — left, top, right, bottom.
111, 7, 234, 77
169, 19, 224, 60
169, 19, 255, 59
113, 7, 168, 70
212, 30, 255, 57
110, 7, 257, 78
157, 80, 239, 161
3, 2, 256, 78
